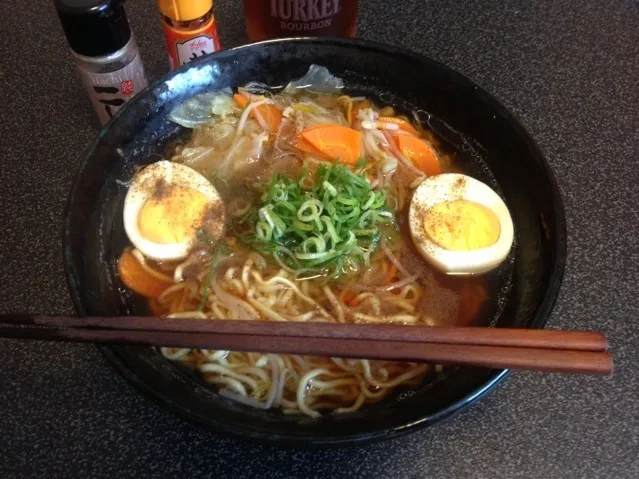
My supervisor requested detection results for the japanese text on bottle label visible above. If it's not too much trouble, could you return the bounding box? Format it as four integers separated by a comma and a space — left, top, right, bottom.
79, 53, 147, 125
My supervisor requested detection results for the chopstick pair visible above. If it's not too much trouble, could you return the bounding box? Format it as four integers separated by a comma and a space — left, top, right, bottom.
0, 314, 613, 375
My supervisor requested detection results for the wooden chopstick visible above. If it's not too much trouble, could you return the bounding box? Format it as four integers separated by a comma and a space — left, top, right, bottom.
0, 315, 613, 375
2, 314, 608, 351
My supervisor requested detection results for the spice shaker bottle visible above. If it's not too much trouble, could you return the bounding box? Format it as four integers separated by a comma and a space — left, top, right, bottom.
54, 0, 148, 125
157, 0, 221, 69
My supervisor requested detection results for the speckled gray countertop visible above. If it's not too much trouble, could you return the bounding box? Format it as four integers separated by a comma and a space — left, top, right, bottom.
0, 0, 637, 477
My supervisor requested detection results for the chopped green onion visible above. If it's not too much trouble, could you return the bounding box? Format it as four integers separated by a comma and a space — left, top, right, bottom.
297, 199, 323, 222
352, 228, 378, 236
336, 195, 357, 206
301, 236, 326, 253
256, 221, 273, 241
322, 181, 338, 197
240, 163, 396, 277
362, 192, 376, 210
321, 216, 340, 244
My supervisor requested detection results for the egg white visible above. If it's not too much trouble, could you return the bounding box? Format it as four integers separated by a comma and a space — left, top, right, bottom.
408, 173, 514, 275
123, 161, 224, 261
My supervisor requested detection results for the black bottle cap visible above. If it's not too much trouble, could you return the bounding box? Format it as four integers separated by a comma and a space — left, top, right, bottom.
54, 0, 131, 57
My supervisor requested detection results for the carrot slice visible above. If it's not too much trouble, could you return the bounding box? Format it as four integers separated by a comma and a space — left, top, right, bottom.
233, 93, 283, 134
301, 124, 362, 165
292, 123, 344, 154
378, 116, 419, 136
396, 134, 440, 176
290, 134, 332, 160
233, 93, 249, 108
117, 250, 172, 298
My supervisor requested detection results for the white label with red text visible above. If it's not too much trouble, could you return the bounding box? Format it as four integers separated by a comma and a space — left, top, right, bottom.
176, 35, 217, 67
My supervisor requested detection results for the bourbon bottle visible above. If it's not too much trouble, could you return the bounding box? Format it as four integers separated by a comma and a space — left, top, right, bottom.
243, 0, 358, 42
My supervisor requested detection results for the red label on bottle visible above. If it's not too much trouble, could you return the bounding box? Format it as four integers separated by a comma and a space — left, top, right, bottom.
252, 0, 355, 38
270, 0, 342, 20
121, 80, 134, 95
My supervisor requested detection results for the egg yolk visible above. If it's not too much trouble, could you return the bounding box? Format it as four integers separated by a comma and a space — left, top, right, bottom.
423, 199, 500, 251
138, 186, 209, 244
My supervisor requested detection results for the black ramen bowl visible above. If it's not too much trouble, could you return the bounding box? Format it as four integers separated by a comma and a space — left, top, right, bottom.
63, 37, 566, 447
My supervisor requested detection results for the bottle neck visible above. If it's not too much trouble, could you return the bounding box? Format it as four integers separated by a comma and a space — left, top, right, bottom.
163, 9, 213, 32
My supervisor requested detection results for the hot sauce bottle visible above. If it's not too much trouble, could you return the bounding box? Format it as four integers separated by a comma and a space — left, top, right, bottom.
243, 0, 358, 41
158, 0, 221, 69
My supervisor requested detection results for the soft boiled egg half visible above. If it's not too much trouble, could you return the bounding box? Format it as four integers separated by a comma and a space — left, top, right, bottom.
123, 161, 225, 261
409, 174, 514, 275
